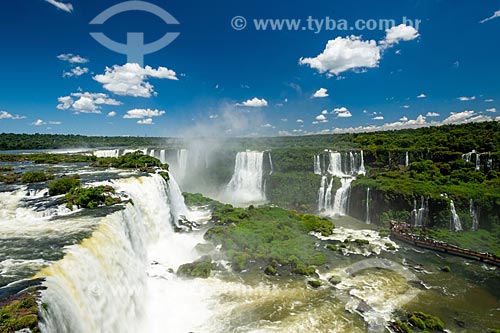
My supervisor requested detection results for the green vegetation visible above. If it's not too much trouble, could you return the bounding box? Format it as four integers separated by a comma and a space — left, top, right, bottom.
307, 279, 322, 288
0, 292, 40, 333
48, 176, 81, 196
183, 192, 224, 209
391, 320, 411, 333
326, 244, 338, 251
93, 151, 166, 170
204, 202, 330, 275
177, 256, 214, 279
0, 153, 95, 164
408, 312, 445, 331
0, 171, 20, 184
21, 171, 52, 184
64, 185, 120, 210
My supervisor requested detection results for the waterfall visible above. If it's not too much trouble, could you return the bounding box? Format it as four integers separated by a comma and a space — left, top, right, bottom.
159, 150, 166, 164
317, 176, 327, 211
475, 153, 481, 171
176, 149, 189, 181
268, 152, 274, 175
324, 178, 334, 210
327, 152, 344, 177
224, 151, 266, 205
470, 199, 479, 231
366, 188, 371, 224
38, 174, 201, 333
149, 149, 155, 157
329, 177, 353, 216
349, 152, 355, 175
410, 196, 426, 227
450, 200, 463, 232
405, 152, 409, 167
314, 155, 322, 175
358, 150, 366, 176
93, 149, 120, 158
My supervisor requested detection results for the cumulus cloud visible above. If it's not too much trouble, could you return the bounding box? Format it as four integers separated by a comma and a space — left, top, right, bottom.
299, 24, 419, 76
332, 106, 352, 118
486, 108, 497, 113
123, 109, 165, 119
137, 118, 154, 125
299, 36, 381, 76
426, 112, 440, 117
382, 24, 420, 46
485, 99, 494, 102
261, 123, 273, 128
57, 53, 88, 63
94, 63, 178, 98
315, 114, 327, 122
45, 0, 73, 13
402, 105, 410, 109
400, 116, 408, 121
373, 116, 384, 120
312, 88, 329, 98
63, 66, 89, 78
480, 10, 500, 23
107, 111, 117, 117
296, 119, 304, 123
417, 93, 427, 98
236, 97, 268, 107
57, 92, 121, 114
49, 121, 62, 125
442, 110, 476, 124
32, 119, 46, 126
458, 96, 476, 101
0, 111, 26, 120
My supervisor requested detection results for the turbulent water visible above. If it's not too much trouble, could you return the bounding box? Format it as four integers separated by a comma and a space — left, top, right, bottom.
1, 157, 499, 333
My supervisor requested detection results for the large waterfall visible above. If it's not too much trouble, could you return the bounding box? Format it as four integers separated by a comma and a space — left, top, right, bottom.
317, 151, 365, 216
223, 151, 266, 205
37, 175, 213, 333
411, 196, 427, 227
366, 188, 371, 224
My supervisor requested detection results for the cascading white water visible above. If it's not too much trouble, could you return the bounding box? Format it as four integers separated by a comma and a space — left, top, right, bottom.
317, 176, 327, 211
329, 177, 353, 216
366, 188, 371, 224
349, 152, 355, 175
405, 152, 409, 167
470, 199, 479, 231
175, 149, 189, 181
450, 200, 463, 232
475, 153, 481, 171
37, 174, 215, 333
324, 178, 334, 210
327, 152, 345, 177
314, 155, 322, 175
224, 151, 266, 205
149, 149, 155, 157
159, 150, 166, 164
411, 196, 426, 227
358, 150, 366, 176
268, 152, 274, 176
93, 150, 120, 158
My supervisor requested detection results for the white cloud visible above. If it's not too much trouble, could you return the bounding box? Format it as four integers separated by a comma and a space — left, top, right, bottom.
442, 110, 476, 124
94, 63, 178, 98
400, 116, 408, 121
486, 108, 497, 113
107, 111, 117, 117
63, 66, 89, 78
32, 119, 46, 126
45, 0, 73, 13
0, 111, 26, 120
426, 112, 440, 117
312, 88, 329, 98
278, 130, 291, 136
458, 96, 476, 101
48, 121, 62, 125
382, 24, 420, 46
417, 93, 427, 98
209, 114, 219, 119
57, 53, 88, 63
332, 106, 352, 118
261, 123, 273, 128
485, 99, 494, 102
315, 114, 327, 121
123, 109, 165, 119
480, 10, 500, 23
296, 119, 304, 123
373, 116, 384, 120
137, 118, 154, 125
299, 25, 418, 76
236, 97, 268, 107
299, 36, 381, 76
402, 105, 410, 109
57, 92, 121, 114
321, 110, 328, 115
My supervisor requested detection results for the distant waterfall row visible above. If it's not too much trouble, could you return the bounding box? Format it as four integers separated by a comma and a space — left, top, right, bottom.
462, 150, 494, 171
316, 151, 365, 217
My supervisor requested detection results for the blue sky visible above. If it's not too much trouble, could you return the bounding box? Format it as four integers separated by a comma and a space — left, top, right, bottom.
0, 0, 499, 137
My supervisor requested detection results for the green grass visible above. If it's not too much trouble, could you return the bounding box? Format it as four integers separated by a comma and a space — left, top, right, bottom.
0, 292, 40, 333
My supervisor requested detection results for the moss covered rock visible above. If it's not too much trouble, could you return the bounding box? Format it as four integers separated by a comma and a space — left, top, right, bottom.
177, 256, 215, 279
